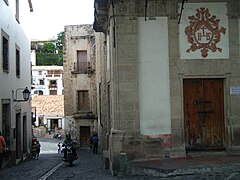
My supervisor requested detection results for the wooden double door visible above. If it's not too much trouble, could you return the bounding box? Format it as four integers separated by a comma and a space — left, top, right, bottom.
183, 79, 225, 150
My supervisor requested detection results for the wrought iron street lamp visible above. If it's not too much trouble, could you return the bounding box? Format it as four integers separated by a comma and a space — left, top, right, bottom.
13, 87, 31, 102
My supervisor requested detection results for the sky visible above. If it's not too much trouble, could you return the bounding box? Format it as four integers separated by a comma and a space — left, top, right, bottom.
20, 0, 94, 40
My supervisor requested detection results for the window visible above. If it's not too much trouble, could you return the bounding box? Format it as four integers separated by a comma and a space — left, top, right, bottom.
39, 90, 43, 95
47, 70, 62, 77
39, 79, 44, 85
38, 71, 42, 75
75, 50, 88, 73
77, 90, 89, 111
34, 90, 43, 95
16, 46, 20, 77
50, 90, 57, 95
49, 80, 57, 87
2, 32, 9, 72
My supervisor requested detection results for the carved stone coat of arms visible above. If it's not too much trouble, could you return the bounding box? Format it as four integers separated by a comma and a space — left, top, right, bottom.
185, 7, 226, 58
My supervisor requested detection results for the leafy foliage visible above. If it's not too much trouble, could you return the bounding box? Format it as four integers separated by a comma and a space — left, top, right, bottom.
42, 42, 55, 53
56, 32, 64, 54
56, 32, 64, 65
35, 31, 64, 66
36, 53, 61, 66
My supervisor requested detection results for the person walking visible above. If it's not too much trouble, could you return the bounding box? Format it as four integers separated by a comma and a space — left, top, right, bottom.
57, 142, 61, 153
32, 137, 37, 159
35, 141, 41, 160
91, 134, 99, 154
0, 131, 6, 169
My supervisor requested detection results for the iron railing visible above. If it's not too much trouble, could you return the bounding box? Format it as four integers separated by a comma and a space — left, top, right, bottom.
73, 62, 88, 74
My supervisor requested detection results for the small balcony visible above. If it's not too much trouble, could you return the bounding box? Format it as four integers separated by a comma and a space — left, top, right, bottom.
71, 62, 95, 74
48, 85, 57, 90
46, 74, 62, 77
73, 111, 97, 120
72, 62, 88, 74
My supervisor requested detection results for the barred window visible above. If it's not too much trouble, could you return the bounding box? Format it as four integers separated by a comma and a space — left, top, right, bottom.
76, 50, 88, 73
77, 90, 89, 111
2, 35, 9, 72
16, 47, 20, 77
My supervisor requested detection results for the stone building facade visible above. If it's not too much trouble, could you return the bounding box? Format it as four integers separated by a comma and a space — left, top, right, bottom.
63, 25, 98, 147
94, 0, 240, 175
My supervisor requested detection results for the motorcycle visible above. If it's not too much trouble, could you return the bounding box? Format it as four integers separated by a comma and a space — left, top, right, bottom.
62, 143, 74, 166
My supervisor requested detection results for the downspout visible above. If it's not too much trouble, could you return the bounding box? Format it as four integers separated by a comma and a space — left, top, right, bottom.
111, 0, 116, 48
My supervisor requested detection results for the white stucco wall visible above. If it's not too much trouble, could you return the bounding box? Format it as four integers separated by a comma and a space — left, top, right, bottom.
0, 0, 31, 153
32, 66, 64, 95
0, 1, 31, 96
31, 50, 36, 66
138, 17, 171, 135
179, 2, 229, 59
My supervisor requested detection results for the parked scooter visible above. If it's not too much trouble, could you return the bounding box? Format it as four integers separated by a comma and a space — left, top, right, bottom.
53, 133, 62, 140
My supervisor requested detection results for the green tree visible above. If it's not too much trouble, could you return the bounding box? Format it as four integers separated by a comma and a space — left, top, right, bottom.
36, 53, 60, 66
35, 31, 64, 66
56, 31, 64, 65
42, 42, 55, 53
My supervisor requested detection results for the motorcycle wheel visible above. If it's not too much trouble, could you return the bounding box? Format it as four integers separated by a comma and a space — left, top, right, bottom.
69, 154, 73, 167
69, 160, 73, 167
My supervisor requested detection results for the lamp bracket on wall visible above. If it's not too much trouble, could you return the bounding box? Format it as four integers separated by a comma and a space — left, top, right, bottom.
12, 87, 31, 102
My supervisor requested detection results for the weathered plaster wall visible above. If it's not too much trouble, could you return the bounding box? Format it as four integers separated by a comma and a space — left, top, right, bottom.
63, 25, 98, 144
138, 17, 171, 136
63, 25, 97, 116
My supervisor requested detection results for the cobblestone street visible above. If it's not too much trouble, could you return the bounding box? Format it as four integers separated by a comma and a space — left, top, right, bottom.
0, 138, 119, 180
0, 138, 240, 179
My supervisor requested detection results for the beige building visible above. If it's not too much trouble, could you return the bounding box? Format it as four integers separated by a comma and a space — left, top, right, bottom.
94, 0, 240, 175
63, 25, 98, 147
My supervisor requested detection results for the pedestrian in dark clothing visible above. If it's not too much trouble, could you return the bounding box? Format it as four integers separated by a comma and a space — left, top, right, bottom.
91, 134, 99, 154
32, 137, 37, 159
35, 141, 41, 160
62, 133, 78, 160
57, 143, 61, 153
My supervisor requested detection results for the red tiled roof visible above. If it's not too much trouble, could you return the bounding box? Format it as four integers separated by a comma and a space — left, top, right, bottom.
32, 95, 64, 115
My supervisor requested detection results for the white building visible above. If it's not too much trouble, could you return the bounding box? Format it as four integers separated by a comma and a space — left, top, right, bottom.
0, 0, 32, 167
31, 60, 64, 134
31, 65, 63, 95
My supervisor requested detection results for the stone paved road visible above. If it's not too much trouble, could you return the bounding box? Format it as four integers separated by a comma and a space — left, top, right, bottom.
0, 138, 239, 180
1, 149, 239, 180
